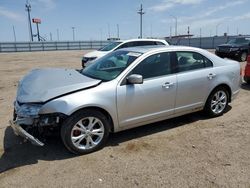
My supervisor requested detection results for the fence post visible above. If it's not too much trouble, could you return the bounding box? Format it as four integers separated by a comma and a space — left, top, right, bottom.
14, 42, 17, 52
212, 37, 215, 49
55, 41, 58, 50
0, 43, 2, 52
79, 41, 81, 50
200, 37, 202, 48
67, 41, 70, 50
90, 41, 92, 49
28, 42, 31, 51
42, 42, 44, 51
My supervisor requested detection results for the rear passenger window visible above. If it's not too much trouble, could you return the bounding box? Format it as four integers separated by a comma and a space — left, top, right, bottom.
131, 52, 172, 79
204, 56, 213, 67
176, 52, 213, 72
137, 41, 156, 46
118, 42, 136, 49
156, 42, 165, 45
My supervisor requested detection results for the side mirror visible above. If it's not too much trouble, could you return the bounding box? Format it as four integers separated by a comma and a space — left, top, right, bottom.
127, 74, 143, 84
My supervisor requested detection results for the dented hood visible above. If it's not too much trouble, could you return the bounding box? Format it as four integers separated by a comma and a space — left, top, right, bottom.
17, 68, 101, 103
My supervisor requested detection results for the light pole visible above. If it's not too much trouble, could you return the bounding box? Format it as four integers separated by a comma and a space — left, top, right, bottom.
216, 23, 221, 36
25, 1, 33, 41
117, 24, 120, 39
57, 29, 59, 41
72, 27, 75, 41
170, 15, 177, 36
137, 4, 145, 39
107, 23, 110, 39
50, 32, 52, 41
12, 25, 16, 42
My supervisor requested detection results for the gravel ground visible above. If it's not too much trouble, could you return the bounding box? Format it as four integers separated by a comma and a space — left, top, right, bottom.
0, 50, 249, 188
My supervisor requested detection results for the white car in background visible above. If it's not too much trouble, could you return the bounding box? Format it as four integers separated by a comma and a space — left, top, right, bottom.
81, 39, 169, 67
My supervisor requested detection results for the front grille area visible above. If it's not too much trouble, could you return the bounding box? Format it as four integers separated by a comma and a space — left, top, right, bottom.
219, 47, 230, 53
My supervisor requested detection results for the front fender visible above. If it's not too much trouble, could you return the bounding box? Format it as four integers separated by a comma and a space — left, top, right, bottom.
38, 82, 119, 132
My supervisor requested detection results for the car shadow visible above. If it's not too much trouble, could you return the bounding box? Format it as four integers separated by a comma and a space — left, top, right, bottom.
0, 126, 75, 173
241, 83, 250, 91
0, 108, 232, 174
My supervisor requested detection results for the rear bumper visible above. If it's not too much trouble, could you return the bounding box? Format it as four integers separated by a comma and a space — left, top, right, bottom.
9, 119, 44, 146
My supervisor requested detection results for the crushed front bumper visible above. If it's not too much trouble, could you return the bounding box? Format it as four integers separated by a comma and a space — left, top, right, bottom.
9, 119, 44, 146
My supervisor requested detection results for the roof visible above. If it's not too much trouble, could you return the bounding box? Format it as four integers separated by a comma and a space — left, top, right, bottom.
116, 38, 167, 43
120, 45, 206, 54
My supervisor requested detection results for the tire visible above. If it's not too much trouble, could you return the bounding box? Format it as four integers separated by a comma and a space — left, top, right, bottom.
204, 86, 229, 117
244, 76, 250, 84
61, 109, 110, 155
239, 52, 247, 62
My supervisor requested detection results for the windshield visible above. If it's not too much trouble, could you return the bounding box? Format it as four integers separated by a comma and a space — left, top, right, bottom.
98, 42, 122, 51
227, 38, 250, 45
81, 50, 142, 81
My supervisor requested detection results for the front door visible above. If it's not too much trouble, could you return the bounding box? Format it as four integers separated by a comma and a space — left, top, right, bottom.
117, 52, 177, 127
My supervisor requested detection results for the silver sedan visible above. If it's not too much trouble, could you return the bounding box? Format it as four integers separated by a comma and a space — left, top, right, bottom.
10, 46, 241, 154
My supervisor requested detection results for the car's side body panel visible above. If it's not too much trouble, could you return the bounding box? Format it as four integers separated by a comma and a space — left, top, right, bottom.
38, 46, 240, 133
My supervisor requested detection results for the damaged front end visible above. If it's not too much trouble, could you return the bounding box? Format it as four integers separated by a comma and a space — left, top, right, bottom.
10, 101, 67, 146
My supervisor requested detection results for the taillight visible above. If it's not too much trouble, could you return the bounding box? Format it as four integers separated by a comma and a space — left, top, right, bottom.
247, 55, 250, 65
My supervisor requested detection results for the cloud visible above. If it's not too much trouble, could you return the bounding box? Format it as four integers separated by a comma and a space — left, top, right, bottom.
160, 0, 249, 31
149, 0, 203, 12
232, 12, 250, 21
203, 0, 246, 17
0, 6, 25, 22
32, 0, 56, 10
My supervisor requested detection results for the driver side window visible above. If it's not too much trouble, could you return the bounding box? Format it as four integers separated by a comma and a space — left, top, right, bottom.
131, 52, 172, 79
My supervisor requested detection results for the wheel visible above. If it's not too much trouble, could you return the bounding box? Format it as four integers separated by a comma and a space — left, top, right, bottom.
61, 109, 110, 154
204, 87, 229, 117
239, 52, 247, 62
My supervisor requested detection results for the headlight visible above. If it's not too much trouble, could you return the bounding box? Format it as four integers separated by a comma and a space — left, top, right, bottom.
16, 103, 43, 117
230, 48, 239, 51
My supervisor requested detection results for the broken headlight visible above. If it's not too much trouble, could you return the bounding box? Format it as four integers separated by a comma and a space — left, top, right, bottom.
16, 103, 43, 117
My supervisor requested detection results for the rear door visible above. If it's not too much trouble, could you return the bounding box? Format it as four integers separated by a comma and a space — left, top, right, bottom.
174, 51, 214, 114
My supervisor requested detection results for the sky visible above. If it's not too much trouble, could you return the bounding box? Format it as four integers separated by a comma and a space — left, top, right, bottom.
0, 0, 250, 42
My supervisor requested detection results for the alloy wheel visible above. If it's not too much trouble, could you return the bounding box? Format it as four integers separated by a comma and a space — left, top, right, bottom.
70, 117, 104, 150
210, 90, 227, 114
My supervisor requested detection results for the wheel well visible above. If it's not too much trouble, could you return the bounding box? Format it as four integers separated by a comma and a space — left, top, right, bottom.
211, 84, 232, 102
72, 107, 114, 132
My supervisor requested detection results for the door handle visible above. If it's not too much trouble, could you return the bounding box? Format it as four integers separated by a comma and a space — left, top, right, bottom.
207, 73, 216, 80
162, 82, 174, 89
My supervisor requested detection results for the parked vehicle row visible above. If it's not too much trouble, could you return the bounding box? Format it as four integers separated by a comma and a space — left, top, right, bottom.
10, 46, 241, 154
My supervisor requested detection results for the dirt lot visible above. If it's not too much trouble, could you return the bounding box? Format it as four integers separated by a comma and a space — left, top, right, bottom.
0, 50, 249, 187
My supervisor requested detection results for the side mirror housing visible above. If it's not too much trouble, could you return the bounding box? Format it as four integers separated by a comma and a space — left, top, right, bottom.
127, 74, 143, 84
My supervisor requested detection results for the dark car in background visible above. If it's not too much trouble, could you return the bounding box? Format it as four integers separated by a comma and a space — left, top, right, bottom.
215, 37, 250, 62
